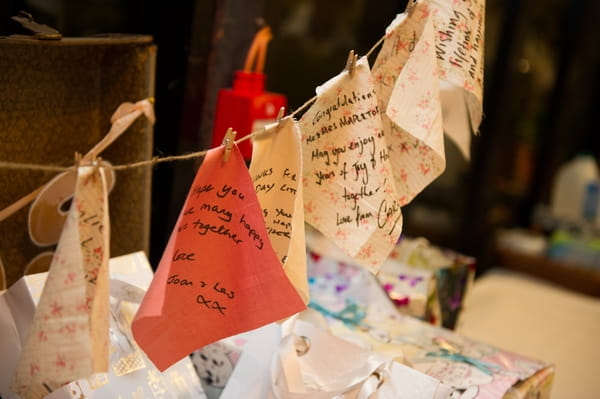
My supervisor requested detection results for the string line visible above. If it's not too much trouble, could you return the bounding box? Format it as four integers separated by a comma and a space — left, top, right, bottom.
0, 30, 387, 173
0, 161, 68, 172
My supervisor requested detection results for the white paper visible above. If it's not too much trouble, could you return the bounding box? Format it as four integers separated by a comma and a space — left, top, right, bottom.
299, 58, 403, 272
250, 118, 309, 303
372, 0, 445, 205
12, 166, 110, 399
431, 0, 485, 158
220, 323, 282, 399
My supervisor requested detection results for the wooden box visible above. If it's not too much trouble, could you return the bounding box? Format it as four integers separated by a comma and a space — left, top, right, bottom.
0, 35, 156, 287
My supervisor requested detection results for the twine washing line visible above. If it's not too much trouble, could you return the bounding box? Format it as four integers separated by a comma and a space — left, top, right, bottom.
0, 31, 388, 174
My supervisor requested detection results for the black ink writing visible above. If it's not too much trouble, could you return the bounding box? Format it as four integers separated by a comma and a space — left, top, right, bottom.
348, 135, 376, 157
336, 213, 353, 226
192, 184, 214, 199
273, 218, 291, 230
355, 205, 373, 227
304, 85, 401, 239
172, 248, 196, 262
342, 186, 376, 210
379, 146, 390, 163
352, 161, 369, 184
239, 213, 265, 250
253, 168, 273, 182
167, 274, 194, 286
196, 294, 227, 315
311, 90, 376, 126
315, 170, 335, 185
339, 162, 348, 180
198, 202, 232, 222
311, 148, 330, 166
216, 184, 244, 200
79, 210, 104, 233
338, 106, 380, 129
377, 199, 402, 235
213, 281, 234, 299
435, 6, 482, 83
192, 218, 243, 244
256, 182, 275, 194
275, 208, 292, 219
279, 183, 297, 195
283, 168, 297, 181
267, 226, 291, 238
331, 145, 346, 166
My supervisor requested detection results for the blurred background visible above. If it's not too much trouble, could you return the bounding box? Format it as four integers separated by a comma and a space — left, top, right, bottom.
1, 0, 599, 290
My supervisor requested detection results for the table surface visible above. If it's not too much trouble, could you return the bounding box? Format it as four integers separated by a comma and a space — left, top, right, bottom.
456, 268, 600, 399
494, 246, 600, 297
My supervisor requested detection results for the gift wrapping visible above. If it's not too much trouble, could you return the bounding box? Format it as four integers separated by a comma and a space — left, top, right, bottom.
383, 237, 476, 328
0, 273, 47, 399
377, 256, 439, 324
190, 334, 249, 399
216, 316, 452, 399
307, 254, 554, 399
305, 227, 474, 328
0, 252, 206, 399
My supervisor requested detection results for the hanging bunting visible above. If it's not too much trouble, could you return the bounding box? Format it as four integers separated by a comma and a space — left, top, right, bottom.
131, 144, 305, 371
372, 0, 445, 206
12, 165, 110, 399
249, 117, 309, 304
299, 58, 402, 272
430, 0, 485, 159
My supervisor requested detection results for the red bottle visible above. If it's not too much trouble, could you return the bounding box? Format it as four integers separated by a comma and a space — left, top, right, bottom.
210, 26, 286, 160
211, 71, 286, 160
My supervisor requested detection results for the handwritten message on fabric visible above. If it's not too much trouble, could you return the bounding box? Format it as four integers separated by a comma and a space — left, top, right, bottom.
12, 166, 110, 399
299, 58, 402, 272
249, 118, 309, 304
131, 144, 305, 371
431, 0, 485, 159
372, 1, 445, 205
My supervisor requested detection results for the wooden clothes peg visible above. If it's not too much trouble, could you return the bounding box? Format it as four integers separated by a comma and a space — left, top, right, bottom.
222, 128, 237, 162
276, 106, 285, 129
74, 152, 82, 169
345, 50, 358, 76
93, 156, 103, 173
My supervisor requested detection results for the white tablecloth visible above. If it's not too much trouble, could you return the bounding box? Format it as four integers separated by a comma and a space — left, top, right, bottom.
457, 268, 600, 399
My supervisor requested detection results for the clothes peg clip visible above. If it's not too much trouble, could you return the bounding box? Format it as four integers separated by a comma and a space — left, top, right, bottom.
345, 50, 358, 76
92, 156, 102, 173
295, 335, 310, 356
222, 128, 237, 163
74, 152, 82, 169
406, 0, 418, 13
276, 106, 285, 128
370, 368, 385, 390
